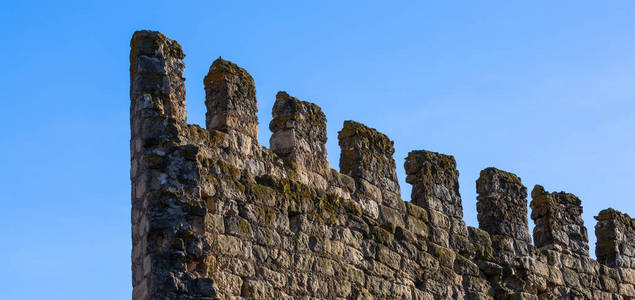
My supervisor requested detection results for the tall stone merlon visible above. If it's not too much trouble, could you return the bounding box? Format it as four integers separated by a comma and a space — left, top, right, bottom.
338, 121, 401, 209
269, 91, 329, 189
476, 167, 531, 256
530, 185, 589, 256
130, 31, 216, 300
130, 30, 187, 300
204, 57, 258, 140
595, 208, 635, 268
130, 30, 187, 123
405, 151, 461, 218
404, 150, 468, 249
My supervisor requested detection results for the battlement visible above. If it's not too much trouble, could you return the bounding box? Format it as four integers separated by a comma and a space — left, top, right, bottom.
270, 91, 329, 189
595, 209, 635, 268
477, 168, 531, 258
130, 31, 635, 299
531, 185, 590, 256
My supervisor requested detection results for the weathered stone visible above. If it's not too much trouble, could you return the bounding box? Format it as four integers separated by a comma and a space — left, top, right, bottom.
339, 120, 400, 198
204, 57, 258, 140
130, 30, 187, 124
130, 30, 635, 300
476, 167, 531, 255
531, 185, 590, 256
270, 91, 329, 189
595, 208, 635, 268
405, 150, 461, 217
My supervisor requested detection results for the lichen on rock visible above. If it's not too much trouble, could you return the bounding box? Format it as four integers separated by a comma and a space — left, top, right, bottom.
130, 30, 635, 300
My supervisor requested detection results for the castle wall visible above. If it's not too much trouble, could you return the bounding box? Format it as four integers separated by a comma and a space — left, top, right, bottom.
130, 31, 635, 300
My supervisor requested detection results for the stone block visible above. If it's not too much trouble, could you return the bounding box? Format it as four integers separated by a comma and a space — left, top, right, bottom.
531, 185, 589, 256
204, 57, 258, 139
339, 120, 400, 195
476, 167, 530, 245
241, 279, 275, 298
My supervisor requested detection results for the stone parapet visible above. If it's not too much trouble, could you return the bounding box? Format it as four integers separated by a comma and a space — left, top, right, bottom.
130, 31, 216, 300
531, 185, 590, 256
270, 91, 329, 189
596, 208, 635, 268
338, 120, 400, 197
130, 30, 187, 124
476, 167, 531, 257
129, 30, 635, 300
404, 150, 462, 219
204, 57, 258, 140
404, 151, 469, 254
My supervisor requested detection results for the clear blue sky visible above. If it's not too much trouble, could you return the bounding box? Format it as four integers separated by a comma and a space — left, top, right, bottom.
1, 1, 634, 299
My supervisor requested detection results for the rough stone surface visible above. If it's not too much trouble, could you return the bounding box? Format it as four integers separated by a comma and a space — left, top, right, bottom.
130, 31, 635, 300
477, 168, 531, 257
596, 209, 635, 269
531, 185, 590, 256
270, 91, 330, 190
204, 57, 258, 140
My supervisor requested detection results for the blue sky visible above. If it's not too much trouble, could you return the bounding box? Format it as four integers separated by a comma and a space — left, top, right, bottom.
1, 1, 634, 298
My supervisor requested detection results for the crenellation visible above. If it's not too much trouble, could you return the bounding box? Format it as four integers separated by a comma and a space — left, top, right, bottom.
130, 31, 218, 300
473, 169, 537, 298
404, 150, 468, 251
595, 208, 635, 268
338, 120, 401, 198
130, 30, 635, 300
337, 120, 406, 237
476, 167, 531, 257
204, 57, 258, 140
531, 185, 590, 256
404, 150, 462, 219
130, 30, 187, 124
130, 30, 187, 299
270, 91, 329, 189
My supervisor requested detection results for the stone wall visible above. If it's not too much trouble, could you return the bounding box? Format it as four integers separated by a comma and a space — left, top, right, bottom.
130, 30, 635, 299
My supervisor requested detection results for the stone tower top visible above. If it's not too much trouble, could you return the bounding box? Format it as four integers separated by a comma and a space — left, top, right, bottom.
130, 30, 635, 299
